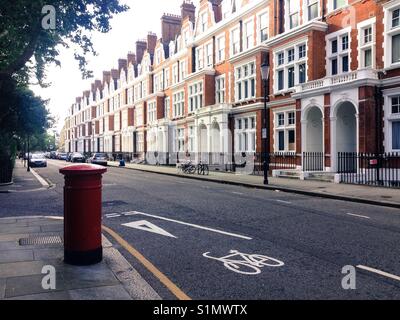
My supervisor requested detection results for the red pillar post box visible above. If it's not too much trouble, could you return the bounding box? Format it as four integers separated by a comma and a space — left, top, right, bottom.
59, 164, 107, 265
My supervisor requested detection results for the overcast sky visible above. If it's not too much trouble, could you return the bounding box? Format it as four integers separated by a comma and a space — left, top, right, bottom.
31, 0, 200, 132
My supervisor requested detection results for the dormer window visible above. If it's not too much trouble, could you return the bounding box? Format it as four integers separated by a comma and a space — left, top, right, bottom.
201, 12, 207, 32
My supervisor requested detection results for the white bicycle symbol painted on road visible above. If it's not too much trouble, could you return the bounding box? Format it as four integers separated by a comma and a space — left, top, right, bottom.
203, 250, 285, 275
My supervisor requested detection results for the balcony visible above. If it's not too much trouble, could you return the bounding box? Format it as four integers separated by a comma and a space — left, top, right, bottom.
294, 69, 380, 97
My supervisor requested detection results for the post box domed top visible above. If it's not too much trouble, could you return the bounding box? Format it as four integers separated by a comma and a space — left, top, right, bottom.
59, 164, 107, 176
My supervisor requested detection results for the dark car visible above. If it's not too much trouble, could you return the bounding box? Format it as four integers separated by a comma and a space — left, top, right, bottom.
29, 153, 47, 168
71, 152, 86, 163
89, 153, 108, 166
58, 153, 68, 161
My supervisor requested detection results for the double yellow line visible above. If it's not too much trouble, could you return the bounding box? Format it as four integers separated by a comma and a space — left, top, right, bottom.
102, 225, 191, 300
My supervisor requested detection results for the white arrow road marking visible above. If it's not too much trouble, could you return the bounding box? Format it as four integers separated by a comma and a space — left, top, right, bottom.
122, 220, 177, 238
122, 211, 252, 240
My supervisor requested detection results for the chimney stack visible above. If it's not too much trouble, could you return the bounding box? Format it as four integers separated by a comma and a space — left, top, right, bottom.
118, 58, 127, 73
136, 40, 147, 64
161, 13, 182, 44
210, 0, 222, 23
127, 52, 136, 66
102, 71, 111, 85
147, 32, 158, 55
181, 0, 196, 24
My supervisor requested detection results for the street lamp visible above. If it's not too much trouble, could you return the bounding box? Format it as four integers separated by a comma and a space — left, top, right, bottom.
27, 134, 30, 172
261, 58, 270, 185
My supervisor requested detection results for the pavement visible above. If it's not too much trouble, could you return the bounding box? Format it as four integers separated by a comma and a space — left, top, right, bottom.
1, 159, 400, 300
107, 161, 400, 208
0, 216, 160, 300
0, 162, 161, 300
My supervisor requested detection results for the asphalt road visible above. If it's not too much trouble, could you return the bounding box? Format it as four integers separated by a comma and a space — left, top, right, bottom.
1, 159, 400, 299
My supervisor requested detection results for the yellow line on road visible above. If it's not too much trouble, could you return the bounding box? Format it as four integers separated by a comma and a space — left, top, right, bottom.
102, 225, 191, 301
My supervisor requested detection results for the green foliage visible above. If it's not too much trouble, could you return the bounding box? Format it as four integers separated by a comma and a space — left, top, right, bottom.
0, 0, 129, 84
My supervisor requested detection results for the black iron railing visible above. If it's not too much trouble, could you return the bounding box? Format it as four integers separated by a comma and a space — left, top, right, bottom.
252, 152, 297, 175
338, 152, 400, 188
302, 152, 324, 172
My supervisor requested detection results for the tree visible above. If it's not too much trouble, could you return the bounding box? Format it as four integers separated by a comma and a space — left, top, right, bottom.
0, 0, 128, 88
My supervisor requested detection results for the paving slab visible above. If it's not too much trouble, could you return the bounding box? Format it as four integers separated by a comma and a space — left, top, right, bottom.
0, 233, 28, 242
40, 224, 63, 232
0, 226, 42, 235
33, 248, 63, 261
0, 249, 33, 263
0, 260, 49, 278
5, 273, 65, 298
60, 262, 119, 290
6, 291, 71, 300
68, 285, 132, 300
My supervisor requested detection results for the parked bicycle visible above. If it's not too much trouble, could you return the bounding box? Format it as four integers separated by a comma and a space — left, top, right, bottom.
177, 160, 196, 174
197, 161, 209, 176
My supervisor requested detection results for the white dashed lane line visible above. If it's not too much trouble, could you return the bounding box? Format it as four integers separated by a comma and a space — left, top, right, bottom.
346, 213, 371, 219
357, 265, 400, 282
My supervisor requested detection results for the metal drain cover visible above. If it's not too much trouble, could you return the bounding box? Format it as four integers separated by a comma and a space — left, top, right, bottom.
19, 236, 63, 246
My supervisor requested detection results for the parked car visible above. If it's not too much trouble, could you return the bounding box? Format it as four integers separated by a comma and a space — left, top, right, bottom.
29, 153, 47, 168
71, 152, 86, 163
58, 153, 68, 161
89, 153, 108, 166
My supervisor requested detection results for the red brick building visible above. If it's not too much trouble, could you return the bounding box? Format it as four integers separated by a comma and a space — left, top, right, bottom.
65, 0, 400, 180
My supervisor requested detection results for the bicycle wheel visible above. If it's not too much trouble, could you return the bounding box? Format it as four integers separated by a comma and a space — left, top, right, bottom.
223, 261, 262, 275
249, 255, 284, 267
188, 165, 196, 174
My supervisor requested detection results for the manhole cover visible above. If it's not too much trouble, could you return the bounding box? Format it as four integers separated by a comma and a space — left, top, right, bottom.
19, 236, 63, 246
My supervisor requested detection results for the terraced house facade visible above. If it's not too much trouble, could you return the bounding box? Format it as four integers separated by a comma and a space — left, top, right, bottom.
64, 0, 400, 181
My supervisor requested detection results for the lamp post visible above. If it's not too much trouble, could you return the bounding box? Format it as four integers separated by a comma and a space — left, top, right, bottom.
261, 58, 270, 185
27, 134, 30, 172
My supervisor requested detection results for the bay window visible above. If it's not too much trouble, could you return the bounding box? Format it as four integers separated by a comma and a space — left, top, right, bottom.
235, 116, 256, 153
164, 97, 170, 119
176, 128, 185, 152
327, 30, 351, 75
274, 42, 307, 93
147, 101, 156, 124
173, 91, 185, 118
188, 81, 203, 113
274, 111, 296, 152
216, 76, 226, 104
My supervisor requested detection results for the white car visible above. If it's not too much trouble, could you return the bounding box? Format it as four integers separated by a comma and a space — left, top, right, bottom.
29, 154, 47, 168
